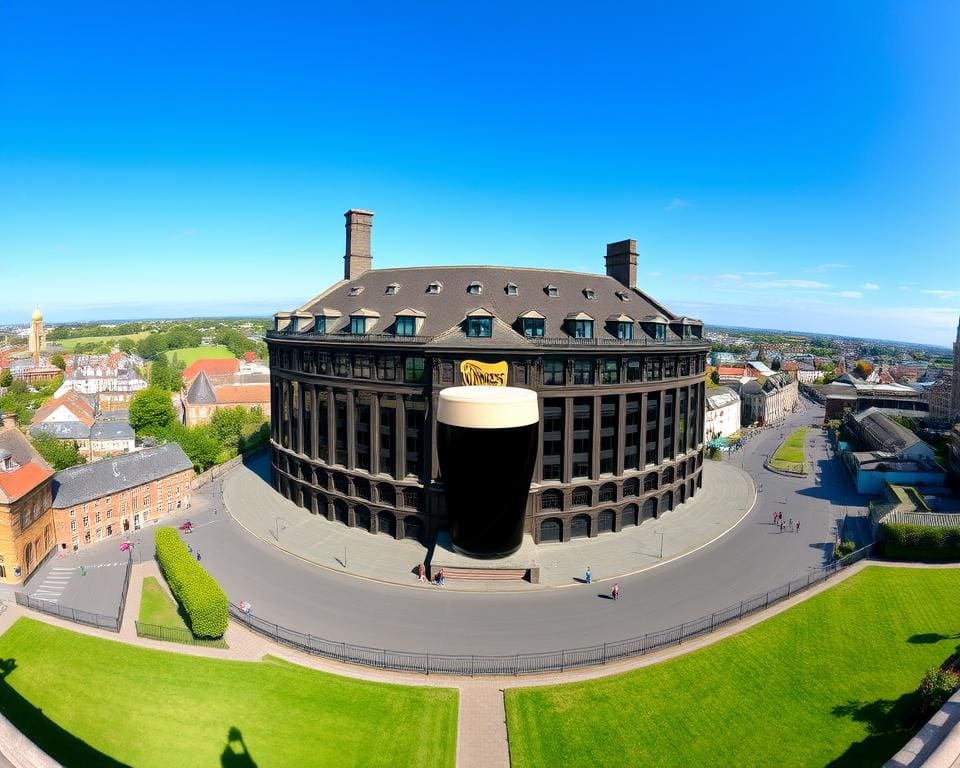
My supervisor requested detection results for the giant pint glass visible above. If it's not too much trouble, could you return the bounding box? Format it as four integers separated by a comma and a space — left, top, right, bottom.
437, 386, 539, 558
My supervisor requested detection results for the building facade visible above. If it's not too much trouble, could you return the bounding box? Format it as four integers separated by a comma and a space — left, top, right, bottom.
0, 414, 56, 585
267, 210, 709, 547
50, 443, 194, 551
182, 370, 270, 427
704, 386, 741, 439
738, 373, 799, 426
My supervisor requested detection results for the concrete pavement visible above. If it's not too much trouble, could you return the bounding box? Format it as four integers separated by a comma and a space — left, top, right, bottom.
223, 452, 757, 589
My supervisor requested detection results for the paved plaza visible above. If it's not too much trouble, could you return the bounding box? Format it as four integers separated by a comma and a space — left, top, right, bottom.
224, 452, 757, 589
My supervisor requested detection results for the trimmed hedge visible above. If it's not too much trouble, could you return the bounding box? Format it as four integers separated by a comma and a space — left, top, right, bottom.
881, 523, 960, 562
155, 527, 228, 638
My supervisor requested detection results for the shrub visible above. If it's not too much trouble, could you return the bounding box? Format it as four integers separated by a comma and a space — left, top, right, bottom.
834, 539, 857, 559
154, 527, 228, 639
881, 523, 960, 561
915, 667, 960, 721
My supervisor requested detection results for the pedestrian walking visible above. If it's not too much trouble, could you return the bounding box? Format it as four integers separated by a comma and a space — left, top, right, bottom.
780, 521, 785, 532
585, 566, 592, 584
196, 550, 201, 561
796, 520, 800, 533
788, 517, 793, 528
612, 583, 620, 601
418, 563, 427, 583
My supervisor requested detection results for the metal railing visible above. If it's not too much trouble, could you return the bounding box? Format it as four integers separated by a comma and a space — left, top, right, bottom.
229, 544, 874, 676
14, 551, 132, 634
135, 621, 228, 648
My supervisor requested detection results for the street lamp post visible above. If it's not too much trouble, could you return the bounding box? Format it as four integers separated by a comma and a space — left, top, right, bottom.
657, 531, 665, 559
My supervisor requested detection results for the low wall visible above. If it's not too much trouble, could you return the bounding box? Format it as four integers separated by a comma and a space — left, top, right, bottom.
192, 446, 268, 489
0, 711, 62, 767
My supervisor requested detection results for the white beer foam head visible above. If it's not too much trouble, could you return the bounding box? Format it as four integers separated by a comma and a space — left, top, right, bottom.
437, 386, 538, 429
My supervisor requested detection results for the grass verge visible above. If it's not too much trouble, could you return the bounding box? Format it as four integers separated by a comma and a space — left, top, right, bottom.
505, 566, 960, 768
164, 345, 234, 365
137, 576, 228, 649
0, 618, 457, 768
769, 426, 807, 472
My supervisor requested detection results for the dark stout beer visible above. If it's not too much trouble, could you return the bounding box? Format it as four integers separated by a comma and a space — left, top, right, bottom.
437, 386, 539, 558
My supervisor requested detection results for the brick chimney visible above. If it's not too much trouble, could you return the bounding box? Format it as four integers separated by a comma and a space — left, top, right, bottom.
605, 239, 638, 289
344, 209, 374, 280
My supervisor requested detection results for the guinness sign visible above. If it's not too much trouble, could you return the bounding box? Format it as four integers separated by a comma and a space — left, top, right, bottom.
459, 360, 508, 387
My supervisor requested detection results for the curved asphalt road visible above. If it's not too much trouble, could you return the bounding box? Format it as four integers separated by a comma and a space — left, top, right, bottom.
176, 395, 865, 656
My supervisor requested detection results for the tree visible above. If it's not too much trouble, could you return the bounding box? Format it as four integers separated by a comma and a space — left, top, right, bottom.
30, 432, 86, 470
130, 388, 177, 432
50, 354, 66, 371
210, 406, 247, 446
709, 370, 720, 386
771, 358, 781, 371
853, 360, 874, 379
118, 338, 136, 353
0, 370, 11, 388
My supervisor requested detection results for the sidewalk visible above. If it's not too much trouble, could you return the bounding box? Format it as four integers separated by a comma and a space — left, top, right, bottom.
223, 457, 756, 590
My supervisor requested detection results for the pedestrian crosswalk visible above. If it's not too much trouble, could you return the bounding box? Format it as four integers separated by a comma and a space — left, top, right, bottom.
31, 567, 74, 604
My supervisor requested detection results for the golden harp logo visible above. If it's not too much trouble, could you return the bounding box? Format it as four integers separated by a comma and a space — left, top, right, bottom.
459, 360, 508, 386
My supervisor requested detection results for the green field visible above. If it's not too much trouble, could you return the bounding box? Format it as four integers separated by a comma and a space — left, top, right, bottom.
0, 618, 457, 768
138, 576, 189, 630
54, 332, 149, 352
506, 566, 960, 768
164, 345, 234, 365
769, 427, 808, 473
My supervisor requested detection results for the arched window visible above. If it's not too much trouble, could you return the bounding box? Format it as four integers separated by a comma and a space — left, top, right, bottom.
641, 496, 658, 521
333, 473, 349, 495
598, 483, 617, 503
598, 509, 615, 533
679, 485, 686, 504
315, 493, 328, 518
354, 478, 371, 500
377, 511, 397, 538
402, 488, 423, 511
315, 468, 328, 489
571, 514, 591, 538
377, 483, 396, 507
541, 490, 563, 512
623, 478, 639, 497
44, 523, 54, 550
662, 467, 674, 486
539, 517, 562, 543
622, 504, 640, 527
662, 490, 674, 512
24, 542, 34, 572
355, 505, 371, 532
643, 472, 658, 492
571, 487, 592, 507
333, 499, 349, 525
403, 516, 425, 544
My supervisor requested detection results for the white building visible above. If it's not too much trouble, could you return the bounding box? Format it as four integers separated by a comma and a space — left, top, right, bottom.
55, 354, 147, 397
705, 386, 742, 439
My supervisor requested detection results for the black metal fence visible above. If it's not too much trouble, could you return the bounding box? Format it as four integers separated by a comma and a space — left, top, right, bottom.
135, 621, 228, 648
229, 544, 875, 676
14, 551, 133, 634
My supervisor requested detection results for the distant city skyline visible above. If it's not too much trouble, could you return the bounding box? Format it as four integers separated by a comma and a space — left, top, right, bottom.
1, 3, 957, 344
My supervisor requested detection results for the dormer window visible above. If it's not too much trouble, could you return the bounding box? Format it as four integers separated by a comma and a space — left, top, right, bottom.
583, 288, 596, 300
655, 324, 667, 341
467, 281, 483, 295
545, 285, 559, 298
348, 286, 364, 297
349, 309, 379, 335
616, 291, 631, 302
427, 281, 443, 294
617, 322, 633, 340
523, 318, 544, 337
466, 317, 492, 337
682, 324, 701, 339
315, 317, 327, 334
395, 317, 416, 336
505, 282, 518, 296
385, 283, 400, 296
574, 320, 594, 338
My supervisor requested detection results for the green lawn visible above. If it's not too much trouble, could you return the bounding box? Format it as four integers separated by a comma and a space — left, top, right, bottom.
506, 566, 960, 768
164, 345, 234, 365
55, 332, 149, 351
0, 618, 457, 768
769, 426, 808, 472
139, 576, 190, 630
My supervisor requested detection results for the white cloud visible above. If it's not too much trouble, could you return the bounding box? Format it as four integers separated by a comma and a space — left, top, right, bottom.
923, 289, 960, 300
741, 271, 776, 276
805, 263, 849, 272
861, 283, 879, 291
834, 290, 864, 299
664, 198, 692, 211
899, 285, 913, 292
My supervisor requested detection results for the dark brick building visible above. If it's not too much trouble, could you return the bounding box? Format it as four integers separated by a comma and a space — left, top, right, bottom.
267, 210, 710, 546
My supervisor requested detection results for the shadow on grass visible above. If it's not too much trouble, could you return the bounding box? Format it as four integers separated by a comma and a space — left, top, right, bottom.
221, 726, 258, 768
826, 692, 919, 767
0, 658, 129, 767
908, 632, 960, 645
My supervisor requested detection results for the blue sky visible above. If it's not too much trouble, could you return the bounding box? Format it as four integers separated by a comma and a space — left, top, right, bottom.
1, 2, 958, 345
